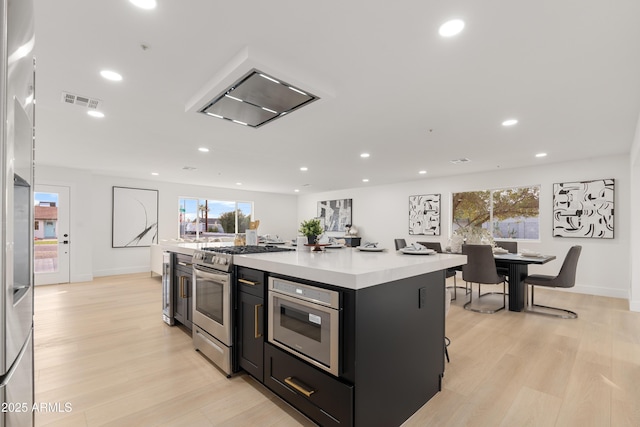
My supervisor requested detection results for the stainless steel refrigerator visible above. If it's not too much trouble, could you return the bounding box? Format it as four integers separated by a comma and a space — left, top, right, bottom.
1, 0, 35, 426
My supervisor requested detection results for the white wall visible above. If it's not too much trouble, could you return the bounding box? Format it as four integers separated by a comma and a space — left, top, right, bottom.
629, 113, 640, 311
298, 154, 631, 300
36, 166, 298, 279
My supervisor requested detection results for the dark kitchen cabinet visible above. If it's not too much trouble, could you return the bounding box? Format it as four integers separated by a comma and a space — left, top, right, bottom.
264, 343, 354, 427
236, 267, 265, 381
173, 254, 193, 330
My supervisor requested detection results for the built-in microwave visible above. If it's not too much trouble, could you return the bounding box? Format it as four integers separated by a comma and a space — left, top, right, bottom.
268, 277, 341, 376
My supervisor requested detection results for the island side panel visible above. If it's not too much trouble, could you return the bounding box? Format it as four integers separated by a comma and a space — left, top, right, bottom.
353, 270, 445, 427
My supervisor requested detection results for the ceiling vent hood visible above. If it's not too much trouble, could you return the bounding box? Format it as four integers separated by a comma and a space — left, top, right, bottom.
198, 69, 319, 128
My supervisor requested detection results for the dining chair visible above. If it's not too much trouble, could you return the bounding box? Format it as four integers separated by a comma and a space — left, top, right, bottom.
523, 245, 582, 319
496, 241, 518, 278
417, 241, 466, 301
497, 241, 518, 253
394, 239, 407, 250
462, 244, 506, 313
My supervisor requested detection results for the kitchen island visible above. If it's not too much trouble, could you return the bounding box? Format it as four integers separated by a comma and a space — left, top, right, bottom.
234, 248, 466, 427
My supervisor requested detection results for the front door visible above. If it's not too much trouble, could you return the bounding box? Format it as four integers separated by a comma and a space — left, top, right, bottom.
34, 185, 70, 285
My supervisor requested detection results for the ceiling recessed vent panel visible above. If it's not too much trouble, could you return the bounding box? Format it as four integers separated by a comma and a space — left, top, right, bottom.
61, 91, 102, 109
450, 158, 471, 164
199, 69, 319, 128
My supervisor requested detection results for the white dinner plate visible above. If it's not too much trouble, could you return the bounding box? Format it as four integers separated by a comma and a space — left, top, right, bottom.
400, 248, 436, 255
356, 246, 385, 252
325, 244, 345, 249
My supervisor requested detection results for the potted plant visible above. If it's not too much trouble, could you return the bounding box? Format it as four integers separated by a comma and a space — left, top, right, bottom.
299, 219, 324, 244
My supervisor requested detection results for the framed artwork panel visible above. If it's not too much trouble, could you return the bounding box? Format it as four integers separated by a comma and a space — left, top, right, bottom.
409, 194, 441, 236
553, 178, 614, 238
112, 186, 159, 247
317, 199, 352, 232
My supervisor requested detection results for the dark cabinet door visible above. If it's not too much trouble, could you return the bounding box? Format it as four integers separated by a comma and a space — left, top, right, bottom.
238, 290, 264, 381
174, 266, 193, 330
236, 266, 265, 381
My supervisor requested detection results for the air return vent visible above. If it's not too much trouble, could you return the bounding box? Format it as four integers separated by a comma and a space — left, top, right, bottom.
450, 158, 471, 164
61, 92, 102, 109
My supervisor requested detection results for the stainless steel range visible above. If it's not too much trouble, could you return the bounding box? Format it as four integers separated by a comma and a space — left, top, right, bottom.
191, 245, 293, 376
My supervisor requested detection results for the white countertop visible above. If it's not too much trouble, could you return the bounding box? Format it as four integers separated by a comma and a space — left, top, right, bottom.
233, 248, 467, 290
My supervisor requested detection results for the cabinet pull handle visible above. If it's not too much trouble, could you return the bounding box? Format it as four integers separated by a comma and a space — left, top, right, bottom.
254, 304, 262, 338
284, 377, 315, 397
177, 261, 192, 267
238, 278, 259, 286
180, 277, 187, 298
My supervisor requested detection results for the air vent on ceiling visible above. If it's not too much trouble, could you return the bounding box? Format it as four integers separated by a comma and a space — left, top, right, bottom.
199, 69, 319, 128
182, 166, 197, 171
450, 158, 471, 164
61, 91, 102, 109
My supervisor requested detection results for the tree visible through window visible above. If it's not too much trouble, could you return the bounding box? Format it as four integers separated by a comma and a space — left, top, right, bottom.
452, 186, 540, 240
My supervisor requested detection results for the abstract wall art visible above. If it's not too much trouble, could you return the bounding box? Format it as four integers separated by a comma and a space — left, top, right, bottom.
112, 186, 159, 248
553, 178, 614, 238
409, 194, 440, 235
317, 198, 352, 232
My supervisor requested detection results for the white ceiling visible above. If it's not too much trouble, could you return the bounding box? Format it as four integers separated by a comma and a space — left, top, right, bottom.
33, 0, 640, 195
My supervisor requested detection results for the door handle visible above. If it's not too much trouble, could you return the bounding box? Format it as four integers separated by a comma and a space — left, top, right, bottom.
59, 240, 69, 244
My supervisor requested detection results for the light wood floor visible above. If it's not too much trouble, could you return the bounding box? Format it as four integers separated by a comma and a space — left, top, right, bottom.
34, 274, 640, 426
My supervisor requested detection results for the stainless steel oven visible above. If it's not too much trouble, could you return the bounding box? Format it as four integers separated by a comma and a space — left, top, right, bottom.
192, 250, 233, 376
268, 277, 341, 376
192, 245, 296, 376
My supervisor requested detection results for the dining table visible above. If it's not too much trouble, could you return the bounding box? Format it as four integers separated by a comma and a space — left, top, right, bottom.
493, 252, 557, 311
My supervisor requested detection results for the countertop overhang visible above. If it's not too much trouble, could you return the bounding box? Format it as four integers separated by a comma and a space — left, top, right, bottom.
233, 248, 466, 290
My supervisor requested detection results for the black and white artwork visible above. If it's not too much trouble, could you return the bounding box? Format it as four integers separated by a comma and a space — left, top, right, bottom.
317, 199, 352, 232
112, 186, 159, 247
553, 179, 614, 238
409, 194, 441, 235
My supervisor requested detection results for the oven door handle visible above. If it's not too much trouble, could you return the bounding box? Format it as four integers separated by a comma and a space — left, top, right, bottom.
193, 267, 230, 284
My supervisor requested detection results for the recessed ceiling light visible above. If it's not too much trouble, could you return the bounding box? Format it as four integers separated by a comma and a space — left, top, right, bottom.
439, 19, 465, 37
100, 70, 122, 81
419, 170, 427, 174
362, 178, 369, 183
129, 0, 157, 10
536, 152, 547, 158
300, 167, 308, 171
151, 172, 159, 176
502, 119, 518, 126
360, 153, 370, 158
294, 189, 300, 193
236, 182, 242, 186
87, 110, 104, 118
198, 147, 210, 152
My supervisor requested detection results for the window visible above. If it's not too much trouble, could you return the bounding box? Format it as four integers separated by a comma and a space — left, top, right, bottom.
179, 198, 253, 239
452, 186, 540, 240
